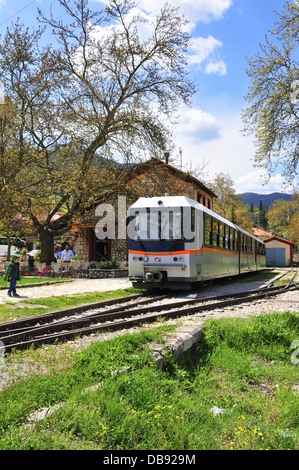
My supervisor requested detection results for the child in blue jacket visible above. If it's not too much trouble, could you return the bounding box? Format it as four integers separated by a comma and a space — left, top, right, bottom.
3, 254, 21, 297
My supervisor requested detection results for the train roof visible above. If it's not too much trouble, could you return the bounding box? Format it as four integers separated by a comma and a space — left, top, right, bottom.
130, 196, 265, 245
130, 195, 196, 209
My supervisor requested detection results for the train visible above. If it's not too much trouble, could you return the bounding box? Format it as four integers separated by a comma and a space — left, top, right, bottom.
128, 195, 266, 290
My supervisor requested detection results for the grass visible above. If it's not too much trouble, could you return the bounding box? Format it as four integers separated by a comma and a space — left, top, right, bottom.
0, 311, 298, 450
0, 277, 68, 287
0, 287, 144, 323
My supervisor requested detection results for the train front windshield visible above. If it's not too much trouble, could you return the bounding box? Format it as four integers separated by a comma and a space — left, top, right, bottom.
130, 209, 184, 241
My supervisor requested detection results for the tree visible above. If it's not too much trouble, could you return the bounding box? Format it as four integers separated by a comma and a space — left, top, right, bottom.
267, 192, 299, 241
209, 173, 252, 231
289, 210, 299, 245
242, 0, 299, 185
0, 0, 195, 264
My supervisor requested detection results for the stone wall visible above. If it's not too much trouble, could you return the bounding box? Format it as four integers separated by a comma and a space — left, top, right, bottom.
111, 239, 127, 265
89, 268, 128, 279
73, 228, 90, 262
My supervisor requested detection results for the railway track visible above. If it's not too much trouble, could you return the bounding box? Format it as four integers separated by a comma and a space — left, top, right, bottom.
1, 270, 297, 353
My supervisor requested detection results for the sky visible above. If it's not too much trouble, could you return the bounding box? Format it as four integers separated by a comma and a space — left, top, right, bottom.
0, 0, 296, 195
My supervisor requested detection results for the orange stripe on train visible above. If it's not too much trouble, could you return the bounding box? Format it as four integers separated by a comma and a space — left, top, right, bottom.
129, 247, 247, 256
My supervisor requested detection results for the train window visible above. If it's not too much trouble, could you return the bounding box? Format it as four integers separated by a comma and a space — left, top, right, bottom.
160, 211, 170, 238
257, 242, 265, 256
133, 210, 151, 238
228, 227, 234, 250
212, 219, 219, 247
224, 226, 229, 249
235, 231, 240, 251
191, 207, 195, 233
204, 215, 212, 245
219, 224, 224, 247
132, 209, 186, 240
134, 211, 139, 232
161, 209, 183, 239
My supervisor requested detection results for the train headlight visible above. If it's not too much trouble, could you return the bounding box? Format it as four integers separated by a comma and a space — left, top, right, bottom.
179, 256, 184, 262
133, 256, 138, 261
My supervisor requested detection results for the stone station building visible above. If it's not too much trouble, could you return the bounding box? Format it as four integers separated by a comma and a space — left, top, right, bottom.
71, 157, 217, 266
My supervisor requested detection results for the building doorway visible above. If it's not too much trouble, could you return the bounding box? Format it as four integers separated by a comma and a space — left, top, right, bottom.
91, 230, 111, 262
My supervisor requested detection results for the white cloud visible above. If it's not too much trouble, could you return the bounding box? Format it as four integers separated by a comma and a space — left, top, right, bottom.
188, 35, 223, 65
173, 109, 294, 194
92, 0, 233, 24
235, 171, 296, 195
0, 0, 6, 10
177, 108, 221, 143
205, 60, 227, 76
187, 35, 227, 75
137, 0, 232, 23
174, 110, 255, 181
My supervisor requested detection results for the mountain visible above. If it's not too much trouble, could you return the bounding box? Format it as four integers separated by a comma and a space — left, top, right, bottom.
239, 192, 292, 210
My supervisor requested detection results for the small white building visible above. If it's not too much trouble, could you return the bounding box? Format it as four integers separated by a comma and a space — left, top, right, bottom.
264, 236, 295, 267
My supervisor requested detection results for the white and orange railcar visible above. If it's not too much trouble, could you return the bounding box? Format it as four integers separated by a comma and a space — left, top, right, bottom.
128, 196, 266, 290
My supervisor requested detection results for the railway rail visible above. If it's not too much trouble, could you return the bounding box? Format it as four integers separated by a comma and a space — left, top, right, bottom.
0, 270, 298, 353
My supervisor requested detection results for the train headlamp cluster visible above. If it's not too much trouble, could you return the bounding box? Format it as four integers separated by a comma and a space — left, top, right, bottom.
132, 255, 184, 262
133, 255, 149, 261
173, 256, 184, 262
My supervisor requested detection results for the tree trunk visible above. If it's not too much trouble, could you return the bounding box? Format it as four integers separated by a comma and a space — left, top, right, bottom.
6, 238, 12, 261
39, 229, 55, 265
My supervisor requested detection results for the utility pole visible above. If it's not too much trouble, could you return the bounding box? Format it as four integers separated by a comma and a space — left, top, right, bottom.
179, 147, 183, 170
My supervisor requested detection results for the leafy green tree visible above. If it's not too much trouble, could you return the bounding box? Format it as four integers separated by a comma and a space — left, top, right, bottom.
257, 208, 268, 231
0, 0, 195, 264
267, 193, 298, 241
209, 173, 252, 231
242, 0, 299, 185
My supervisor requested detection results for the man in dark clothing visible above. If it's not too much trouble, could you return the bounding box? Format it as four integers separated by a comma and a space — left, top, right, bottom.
3, 254, 21, 297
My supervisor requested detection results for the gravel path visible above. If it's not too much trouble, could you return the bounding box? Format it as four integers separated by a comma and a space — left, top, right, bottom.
0, 278, 132, 305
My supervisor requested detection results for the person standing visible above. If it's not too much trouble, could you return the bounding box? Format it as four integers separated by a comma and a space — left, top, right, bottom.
3, 254, 21, 297
61, 243, 75, 275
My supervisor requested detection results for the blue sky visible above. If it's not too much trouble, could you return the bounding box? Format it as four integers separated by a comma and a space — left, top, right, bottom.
0, 0, 294, 194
